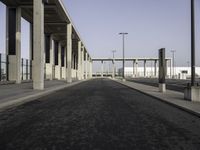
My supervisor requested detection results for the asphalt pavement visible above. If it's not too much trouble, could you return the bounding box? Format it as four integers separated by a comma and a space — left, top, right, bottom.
0, 78, 200, 150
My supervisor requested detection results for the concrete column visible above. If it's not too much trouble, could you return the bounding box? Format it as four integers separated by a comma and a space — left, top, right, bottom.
45, 34, 54, 80
170, 59, 172, 78
101, 60, 104, 77
144, 60, 146, 77
55, 42, 61, 79
90, 60, 93, 78
50, 35, 55, 79
89, 59, 92, 78
63, 46, 67, 80
112, 60, 115, 78
87, 56, 90, 78
77, 41, 82, 80
133, 60, 136, 77
67, 23, 72, 83
135, 60, 138, 77
6, 7, 21, 83
61, 46, 66, 80
33, 0, 44, 90
85, 52, 88, 79
154, 60, 157, 77
81, 46, 84, 80
29, 24, 33, 80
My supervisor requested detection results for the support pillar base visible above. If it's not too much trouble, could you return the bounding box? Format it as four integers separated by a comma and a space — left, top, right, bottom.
184, 86, 200, 102
159, 83, 166, 93
45, 63, 54, 80
55, 66, 61, 80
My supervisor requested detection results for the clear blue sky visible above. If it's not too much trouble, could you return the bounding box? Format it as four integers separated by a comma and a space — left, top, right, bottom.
0, 0, 200, 68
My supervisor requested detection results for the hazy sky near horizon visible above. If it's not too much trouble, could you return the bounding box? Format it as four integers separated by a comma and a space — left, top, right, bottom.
0, 0, 200, 68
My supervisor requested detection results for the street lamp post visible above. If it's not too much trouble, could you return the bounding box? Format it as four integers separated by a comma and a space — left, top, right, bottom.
171, 50, 176, 78
191, 0, 195, 86
119, 32, 128, 80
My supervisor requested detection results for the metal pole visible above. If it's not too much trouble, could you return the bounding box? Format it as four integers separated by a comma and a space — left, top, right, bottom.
6, 55, 9, 81
0, 54, 1, 81
21, 58, 23, 80
122, 34, 125, 78
26, 59, 28, 80
191, 0, 195, 86
119, 33, 128, 79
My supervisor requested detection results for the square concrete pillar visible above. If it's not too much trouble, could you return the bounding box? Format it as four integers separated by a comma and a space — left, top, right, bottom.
90, 60, 93, 78
85, 52, 88, 79
29, 24, 33, 80
6, 7, 21, 83
61, 46, 66, 80
101, 60, 104, 77
67, 23, 72, 83
64, 46, 67, 79
55, 42, 62, 80
50, 35, 55, 79
33, 0, 44, 90
81, 46, 84, 80
45, 35, 54, 80
45, 34, 54, 80
154, 60, 157, 77
144, 60, 146, 77
132, 60, 136, 78
77, 41, 82, 80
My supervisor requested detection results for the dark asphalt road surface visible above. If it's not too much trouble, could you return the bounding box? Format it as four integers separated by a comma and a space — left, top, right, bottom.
0, 78, 200, 150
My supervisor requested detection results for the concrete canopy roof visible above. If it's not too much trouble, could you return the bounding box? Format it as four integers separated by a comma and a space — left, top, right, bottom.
1, 0, 91, 58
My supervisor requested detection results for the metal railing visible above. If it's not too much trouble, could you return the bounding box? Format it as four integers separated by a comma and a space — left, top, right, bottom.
0, 53, 9, 81
21, 58, 32, 81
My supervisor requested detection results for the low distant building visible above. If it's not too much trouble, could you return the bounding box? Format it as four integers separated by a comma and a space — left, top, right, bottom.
118, 67, 200, 79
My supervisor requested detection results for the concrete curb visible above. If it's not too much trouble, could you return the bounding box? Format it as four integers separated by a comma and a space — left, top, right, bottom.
112, 79, 200, 118
0, 79, 90, 112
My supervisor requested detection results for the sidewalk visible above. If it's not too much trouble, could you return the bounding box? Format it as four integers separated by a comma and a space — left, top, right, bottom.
114, 79, 200, 117
0, 80, 87, 111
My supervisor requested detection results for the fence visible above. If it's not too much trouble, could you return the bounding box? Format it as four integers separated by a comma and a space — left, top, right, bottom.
0, 53, 8, 81
21, 58, 32, 81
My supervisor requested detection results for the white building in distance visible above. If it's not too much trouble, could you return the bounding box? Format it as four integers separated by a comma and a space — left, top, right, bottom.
118, 67, 200, 79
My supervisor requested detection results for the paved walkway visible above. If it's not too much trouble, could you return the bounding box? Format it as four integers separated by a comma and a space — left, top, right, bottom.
114, 79, 200, 117
0, 80, 86, 110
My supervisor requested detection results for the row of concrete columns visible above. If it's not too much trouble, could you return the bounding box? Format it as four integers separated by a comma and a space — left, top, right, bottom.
97, 59, 172, 78
6, 0, 92, 90
133, 60, 172, 78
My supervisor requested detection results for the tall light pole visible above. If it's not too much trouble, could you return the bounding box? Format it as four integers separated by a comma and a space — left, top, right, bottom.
191, 0, 195, 86
171, 50, 176, 78
111, 50, 117, 78
119, 32, 128, 80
